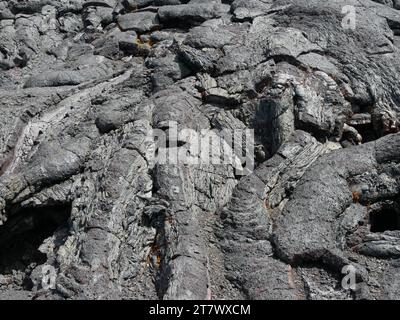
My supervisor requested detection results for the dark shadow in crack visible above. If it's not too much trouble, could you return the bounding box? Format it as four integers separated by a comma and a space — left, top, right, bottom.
0, 204, 71, 276
370, 204, 400, 233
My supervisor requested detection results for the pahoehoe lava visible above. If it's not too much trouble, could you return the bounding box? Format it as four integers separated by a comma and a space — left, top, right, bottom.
0, 0, 400, 300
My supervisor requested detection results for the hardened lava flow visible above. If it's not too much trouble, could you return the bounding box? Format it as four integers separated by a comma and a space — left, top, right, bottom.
0, 0, 400, 300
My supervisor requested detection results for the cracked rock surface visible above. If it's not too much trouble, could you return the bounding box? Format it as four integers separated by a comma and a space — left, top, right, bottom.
1, 0, 400, 300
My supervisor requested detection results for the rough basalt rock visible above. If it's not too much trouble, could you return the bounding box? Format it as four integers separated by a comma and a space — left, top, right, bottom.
117, 12, 160, 32
0, 0, 400, 300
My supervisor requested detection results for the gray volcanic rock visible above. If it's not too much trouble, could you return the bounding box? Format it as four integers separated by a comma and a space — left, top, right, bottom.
117, 11, 160, 32
158, 3, 229, 26
0, 0, 400, 301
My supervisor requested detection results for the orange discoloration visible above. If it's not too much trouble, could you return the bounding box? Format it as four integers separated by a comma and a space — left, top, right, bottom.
352, 191, 361, 203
